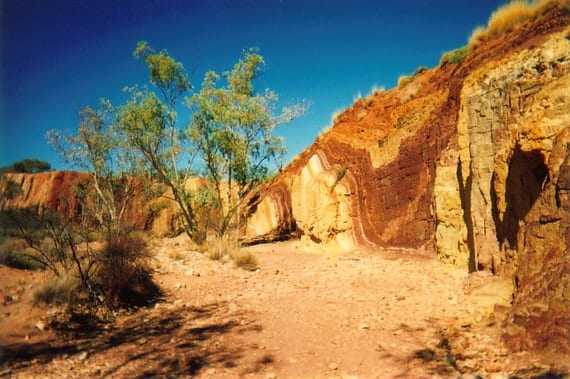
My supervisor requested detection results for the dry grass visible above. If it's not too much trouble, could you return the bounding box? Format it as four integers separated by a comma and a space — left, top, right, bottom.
207, 237, 258, 271
466, 0, 561, 51
230, 250, 258, 271
33, 274, 79, 306
95, 234, 161, 308
0, 237, 44, 270
397, 75, 413, 89
487, 1, 535, 38
168, 249, 185, 261
206, 237, 236, 261
468, 25, 487, 49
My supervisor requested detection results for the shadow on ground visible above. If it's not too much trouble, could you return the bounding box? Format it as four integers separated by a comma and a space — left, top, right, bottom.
0, 301, 268, 377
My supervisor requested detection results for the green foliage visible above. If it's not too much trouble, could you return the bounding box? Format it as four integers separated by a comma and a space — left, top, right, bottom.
133, 41, 191, 106
47, 41, 306, 249
0, 159, 51, 173
440, 46, 469, 65
47, 100, 146, 238
0, 237, 45, 270
187, 48, 306, 236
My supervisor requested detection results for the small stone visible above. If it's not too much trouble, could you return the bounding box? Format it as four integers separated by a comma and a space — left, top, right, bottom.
266, 373, 277, 379
136, 337, 148, 345
228, 303, 238, 311
35, 320, 47, 331
24, 334, 30, 341
359, 321, 369, 330
329, 362, 338, 370
174, 282, 183, 289
77, 351, 89, 361
393, 329, 402, 336
396, 295, 406, 301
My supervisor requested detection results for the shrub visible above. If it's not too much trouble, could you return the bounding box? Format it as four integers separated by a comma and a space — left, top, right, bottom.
440, 46, 469, 65
207, 237, 232, 261
95, 234, 161, 309
0, 237, 45, 270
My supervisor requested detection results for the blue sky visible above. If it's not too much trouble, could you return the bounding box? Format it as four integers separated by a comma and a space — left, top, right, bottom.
1, 0, 505, 170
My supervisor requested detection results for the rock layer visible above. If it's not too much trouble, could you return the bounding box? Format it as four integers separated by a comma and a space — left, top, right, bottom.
244, 3, 570, 353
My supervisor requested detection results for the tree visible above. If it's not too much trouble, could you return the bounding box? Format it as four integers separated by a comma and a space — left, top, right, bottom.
116, 42, 199, 240
187, 49, 306, 237
118, 43, 305, 242
43, 101, 161, 310
0, 159, 51, 173
47, 100, 142, 238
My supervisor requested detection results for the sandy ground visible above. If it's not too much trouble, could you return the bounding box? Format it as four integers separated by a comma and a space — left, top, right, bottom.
0, 236, 567, 378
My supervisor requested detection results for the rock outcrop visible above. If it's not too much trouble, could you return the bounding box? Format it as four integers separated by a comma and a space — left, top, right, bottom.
244, 2, 570, 353
0, 171, 180, 236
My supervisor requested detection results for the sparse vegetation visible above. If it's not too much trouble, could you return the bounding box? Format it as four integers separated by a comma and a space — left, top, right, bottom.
330, 164, 348, 193
486, 0, 535, 38
397, 74, 413, 88
0, 159, 51, 174
33, 274, 79, 306
0, 237, 45, 270
468, 25, 487, 49
440, 46, 469, 65
206, 237, 258, 271
95, 235, 161, 308
438, 0, 563, 66
229, 249, 258, 271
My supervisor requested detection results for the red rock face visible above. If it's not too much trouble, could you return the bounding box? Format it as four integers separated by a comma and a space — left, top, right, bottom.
244, 2, 570, 354
1, 171, 86, 220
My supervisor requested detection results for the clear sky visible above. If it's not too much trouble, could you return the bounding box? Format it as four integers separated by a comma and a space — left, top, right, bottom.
1, 0, 505, 170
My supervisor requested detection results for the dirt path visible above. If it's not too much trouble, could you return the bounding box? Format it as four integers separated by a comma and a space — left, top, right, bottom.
0, 236, 566, 378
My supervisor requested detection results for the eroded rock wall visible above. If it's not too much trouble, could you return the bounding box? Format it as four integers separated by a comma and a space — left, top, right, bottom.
244, 4, 569, 354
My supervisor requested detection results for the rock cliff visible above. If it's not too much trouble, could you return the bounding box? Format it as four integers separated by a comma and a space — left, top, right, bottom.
244, 2, 570, 353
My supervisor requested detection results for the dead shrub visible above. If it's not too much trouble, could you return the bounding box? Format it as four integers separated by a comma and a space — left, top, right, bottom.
468, 25, 487, 49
